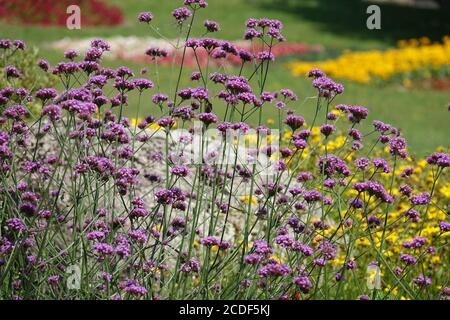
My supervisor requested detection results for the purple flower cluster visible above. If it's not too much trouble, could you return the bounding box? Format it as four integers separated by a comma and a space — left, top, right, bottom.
312, 76, 344, 98
336, 104, 369, 124
138, 12, 153, 23
293, 275, 313, 293
284, 114, 304, 131
353, 180, 393, 203
400, 253, 417, 265
244, 18, 284, 42
411, 192, 431, 205
414, 275, 432, 287
317, 155, 351, 177
258, 261, 290, 278
402, 236, 427, 249
172, 7, 192, 24
426, 152, 450, 168
204, 20, 220, 32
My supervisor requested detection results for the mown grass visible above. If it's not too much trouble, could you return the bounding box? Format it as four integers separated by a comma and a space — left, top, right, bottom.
0, 0, 449, 156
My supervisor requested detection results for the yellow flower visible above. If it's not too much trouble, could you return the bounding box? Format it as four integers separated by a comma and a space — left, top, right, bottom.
431, 255, 441, 264
384, 285, 399, 296
311, 126, 321, 136
421, 226, 440, 237
385, 233, 398, 244
240, 195, 257, 205
148, 123, 161, 130
287, 36, 450, 83
417, 159, 428, 169
320, 135, 346, 151
283, 131, 292, 140
270, 255, 283, 263
440, 183, 450, 199
357, 237, 370, 247
130, 117, 142, 127
427, 207, 446, 221
330, 255, 345, 266
244, 134, 258, 144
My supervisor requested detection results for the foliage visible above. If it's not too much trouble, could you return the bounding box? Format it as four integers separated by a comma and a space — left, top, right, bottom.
0, 1, 449, 300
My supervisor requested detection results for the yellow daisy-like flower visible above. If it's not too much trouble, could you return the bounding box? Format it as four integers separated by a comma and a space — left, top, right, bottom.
130, 117, 142, 127
240, 195, 257, 205
357, 237, 370, 247
270, 255, 283, 263
148, 123, 161, 130
440, 183, 450, 199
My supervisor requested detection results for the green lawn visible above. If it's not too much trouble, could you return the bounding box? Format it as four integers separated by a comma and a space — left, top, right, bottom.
6, 0, 450, 48
1, 0, 449, 156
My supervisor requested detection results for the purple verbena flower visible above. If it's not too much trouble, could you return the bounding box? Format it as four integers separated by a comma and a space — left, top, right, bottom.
138, 12, 153, 23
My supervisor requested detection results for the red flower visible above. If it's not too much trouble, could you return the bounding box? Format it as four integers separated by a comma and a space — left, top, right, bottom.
0, 0, 124, 26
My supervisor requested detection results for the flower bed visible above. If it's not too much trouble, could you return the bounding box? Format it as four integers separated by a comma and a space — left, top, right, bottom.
287, 36, 450, 84
0, 1, 449, 300
49, 36, 322, 67
0, 0, 124, 26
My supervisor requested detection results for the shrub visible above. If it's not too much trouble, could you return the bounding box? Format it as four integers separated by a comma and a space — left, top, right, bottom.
0, 41, 57, 116
0, 1, 448, 300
